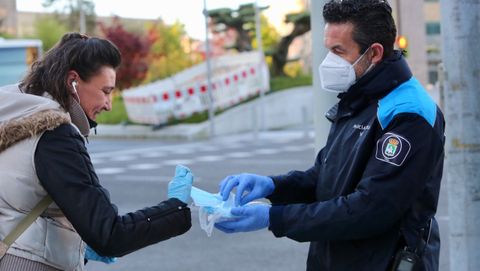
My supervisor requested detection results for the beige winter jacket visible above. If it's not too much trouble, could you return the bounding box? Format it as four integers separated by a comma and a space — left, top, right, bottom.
0, 84, 89, 271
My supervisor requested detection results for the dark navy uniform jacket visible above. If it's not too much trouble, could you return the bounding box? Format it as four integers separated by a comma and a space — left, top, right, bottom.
268, 51, 445, 271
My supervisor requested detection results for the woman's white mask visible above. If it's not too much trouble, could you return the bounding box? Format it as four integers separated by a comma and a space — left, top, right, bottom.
319, 48, 372, 93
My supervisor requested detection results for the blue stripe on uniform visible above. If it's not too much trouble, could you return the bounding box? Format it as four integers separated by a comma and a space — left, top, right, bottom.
377, 77, 437, 129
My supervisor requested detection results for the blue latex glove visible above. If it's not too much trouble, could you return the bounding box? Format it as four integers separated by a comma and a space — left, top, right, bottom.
219, 173, 274, 206
85, 245, 116, 264
214, 204, 270, 233
168, 165, 194, 203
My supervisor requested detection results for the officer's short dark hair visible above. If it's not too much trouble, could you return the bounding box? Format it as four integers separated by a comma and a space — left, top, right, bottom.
323, 0, 397, 58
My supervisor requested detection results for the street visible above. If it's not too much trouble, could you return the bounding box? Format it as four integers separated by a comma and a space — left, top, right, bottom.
85, 130, 449, 271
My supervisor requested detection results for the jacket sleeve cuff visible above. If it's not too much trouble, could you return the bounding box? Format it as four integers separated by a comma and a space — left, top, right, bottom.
266, 175, 287, 203
164, 197, 188, 208
268, 205, 286, 238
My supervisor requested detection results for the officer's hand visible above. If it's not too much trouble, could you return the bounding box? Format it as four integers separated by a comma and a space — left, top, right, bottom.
214, 204, 270, 233
85, 245, 116, 264
219, 173, 274, 206
168, 165, 194, 204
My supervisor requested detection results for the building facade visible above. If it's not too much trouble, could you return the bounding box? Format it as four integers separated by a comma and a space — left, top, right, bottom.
0, 0, 17, 36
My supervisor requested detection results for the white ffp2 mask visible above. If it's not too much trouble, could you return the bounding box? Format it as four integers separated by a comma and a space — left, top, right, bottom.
319, 49, 371, 93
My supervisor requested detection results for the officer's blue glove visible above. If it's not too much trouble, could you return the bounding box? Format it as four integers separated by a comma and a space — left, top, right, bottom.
85, 245, 116, 264
219, 173, 274, 206
214, 204, 270, 233
168, 165, 194, 203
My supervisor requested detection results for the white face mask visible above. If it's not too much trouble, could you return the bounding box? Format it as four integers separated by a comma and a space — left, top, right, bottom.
319, 48, 372, 93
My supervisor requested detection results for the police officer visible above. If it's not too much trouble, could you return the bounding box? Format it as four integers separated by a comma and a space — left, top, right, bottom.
215, 1, 445, 270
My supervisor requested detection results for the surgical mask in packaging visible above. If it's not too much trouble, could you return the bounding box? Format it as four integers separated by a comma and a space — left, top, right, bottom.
190, 186, 236, 237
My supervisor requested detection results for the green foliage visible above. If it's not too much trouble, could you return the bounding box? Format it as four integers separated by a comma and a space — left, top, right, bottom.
95, 94, 130, 124
34, 16, 68, 51
285, 12, 310, 24
208, 3, 268, 52
42, 0, 96, 34
252, 15, 280, 52
144, 21, 199, 82
283, 61, 305, 78
270, 75, 312, 93
0, 32, 15, 38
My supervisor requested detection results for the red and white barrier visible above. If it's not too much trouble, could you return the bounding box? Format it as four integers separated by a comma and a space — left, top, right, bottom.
122, 51, 269, 125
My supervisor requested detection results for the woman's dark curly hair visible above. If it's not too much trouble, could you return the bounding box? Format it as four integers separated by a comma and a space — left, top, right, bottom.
20, 32, 121, 111
323, 0, 397, 58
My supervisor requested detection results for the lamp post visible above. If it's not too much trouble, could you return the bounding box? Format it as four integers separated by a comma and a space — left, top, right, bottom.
77, 0, 86, 33
203, 0, 215, 138
254, 0, 266, 133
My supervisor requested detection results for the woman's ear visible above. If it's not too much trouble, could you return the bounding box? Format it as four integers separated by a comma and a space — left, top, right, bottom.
67, 71, 81, 102
370, 43, 384, 65
67, 70, 79, 92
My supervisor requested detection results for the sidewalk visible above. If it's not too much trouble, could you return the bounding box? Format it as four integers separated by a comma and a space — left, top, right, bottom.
92, 122, 209, 141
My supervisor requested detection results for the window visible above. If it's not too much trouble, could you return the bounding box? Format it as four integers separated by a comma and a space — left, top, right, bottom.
426, 22, 441, 35
428, 71, 439, 84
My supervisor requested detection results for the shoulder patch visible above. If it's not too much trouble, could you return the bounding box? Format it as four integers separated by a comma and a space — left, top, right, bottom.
375, 132, 411, 166
377, 77, 437, 129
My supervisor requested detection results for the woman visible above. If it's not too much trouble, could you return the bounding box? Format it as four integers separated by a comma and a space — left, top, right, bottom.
0, 33, 192, 270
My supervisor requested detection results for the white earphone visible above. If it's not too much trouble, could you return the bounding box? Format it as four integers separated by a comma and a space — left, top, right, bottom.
71, 80, 78, 93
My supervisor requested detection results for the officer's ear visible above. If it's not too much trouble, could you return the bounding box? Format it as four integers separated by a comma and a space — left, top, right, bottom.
370, 43, 384, 65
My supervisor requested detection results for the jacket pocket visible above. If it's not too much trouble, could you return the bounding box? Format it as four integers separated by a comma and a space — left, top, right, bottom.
44, 218, 83, 271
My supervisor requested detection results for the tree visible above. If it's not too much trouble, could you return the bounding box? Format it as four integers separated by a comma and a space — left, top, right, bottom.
42, 0, 96, 34
144, 20, 199, 82
99, 18, 153, 91
34, 16, 69, 51
271, 12, 311, 76
252, 15, 280, 53
208, 3, 268, 52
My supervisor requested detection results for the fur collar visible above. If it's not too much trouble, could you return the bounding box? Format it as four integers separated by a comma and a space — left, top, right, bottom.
0, 109, 71, 153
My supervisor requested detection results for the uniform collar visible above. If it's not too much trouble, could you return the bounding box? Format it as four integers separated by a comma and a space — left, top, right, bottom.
334, 50, 412, 117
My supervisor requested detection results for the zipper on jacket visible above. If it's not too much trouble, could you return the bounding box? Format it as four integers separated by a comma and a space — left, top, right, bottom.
147, 204, 187, 222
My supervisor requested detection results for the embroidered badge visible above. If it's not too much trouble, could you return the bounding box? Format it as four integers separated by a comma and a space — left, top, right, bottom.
375, 133, 411, 166
384, 138, 399, 157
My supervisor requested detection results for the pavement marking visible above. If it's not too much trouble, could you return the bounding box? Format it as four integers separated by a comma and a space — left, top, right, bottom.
128, 163, 161, 170
162, 159, 193, 166
218, 143, 245, 149
169, 149, 195, 155
226, 152, 253, 158
281, 146, 306, 152
110, 155, 137, 162
193, 146, 221, 152
253, 148, 280, 155
141, 152, 167, 158
270, 138, 299, 144
195, 155, 225, 162
96, 168, 126, 175
280, 144, 315, 152
112, 175, 173, 182
90, 158, 106, 164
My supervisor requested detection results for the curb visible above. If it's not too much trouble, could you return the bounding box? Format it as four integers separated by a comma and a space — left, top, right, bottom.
90, 122, 210, 141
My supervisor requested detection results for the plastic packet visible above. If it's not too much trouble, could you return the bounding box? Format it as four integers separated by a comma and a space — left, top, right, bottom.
190, 186, 236, 237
